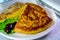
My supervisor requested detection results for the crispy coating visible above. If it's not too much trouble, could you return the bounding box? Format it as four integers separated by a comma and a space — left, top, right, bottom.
14, 3, 53, 34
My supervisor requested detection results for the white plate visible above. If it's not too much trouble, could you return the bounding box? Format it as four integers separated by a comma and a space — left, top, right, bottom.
0, 0, 57, 40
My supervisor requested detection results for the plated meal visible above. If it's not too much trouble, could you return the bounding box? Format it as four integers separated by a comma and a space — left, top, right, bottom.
0, 2, 53, 35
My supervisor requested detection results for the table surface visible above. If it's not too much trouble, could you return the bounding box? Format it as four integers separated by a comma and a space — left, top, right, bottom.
42, 0, 60, 11
0, 0, 60, 40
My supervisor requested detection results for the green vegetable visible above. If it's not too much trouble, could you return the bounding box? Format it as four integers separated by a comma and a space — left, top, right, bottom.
0, 29, 6, 34
0, 17, 18, 34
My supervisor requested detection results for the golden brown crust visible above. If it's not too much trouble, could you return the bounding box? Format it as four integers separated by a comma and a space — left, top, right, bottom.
14, 20, 53, 34
14, 3, 53, 34
2, 2, 23, 14
0, 2, 23, 21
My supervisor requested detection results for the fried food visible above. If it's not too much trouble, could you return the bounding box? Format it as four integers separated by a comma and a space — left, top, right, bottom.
0, 2, 24, 32
14, 3, 53, 34
0, 2, 23, 22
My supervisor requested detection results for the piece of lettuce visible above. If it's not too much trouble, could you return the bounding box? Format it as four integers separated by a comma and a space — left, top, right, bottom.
0, 17, 18, 34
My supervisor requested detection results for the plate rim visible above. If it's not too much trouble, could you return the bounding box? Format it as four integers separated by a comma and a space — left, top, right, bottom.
0, 5, 57, 40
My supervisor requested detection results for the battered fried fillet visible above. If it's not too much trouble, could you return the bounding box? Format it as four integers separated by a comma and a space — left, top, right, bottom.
14, 3, 53, 34
0, 2, 23, 22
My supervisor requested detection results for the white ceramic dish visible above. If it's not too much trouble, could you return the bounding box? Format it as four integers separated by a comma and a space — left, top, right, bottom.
0, 0, 57, 40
